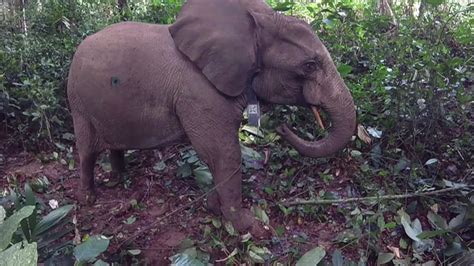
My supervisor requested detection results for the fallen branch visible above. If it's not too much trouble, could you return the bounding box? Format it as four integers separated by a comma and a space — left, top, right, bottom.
280, 186, 469, 206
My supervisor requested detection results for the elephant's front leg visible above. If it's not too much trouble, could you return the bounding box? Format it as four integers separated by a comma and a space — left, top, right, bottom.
190, 130, 256, 231
179, 108, 259, 232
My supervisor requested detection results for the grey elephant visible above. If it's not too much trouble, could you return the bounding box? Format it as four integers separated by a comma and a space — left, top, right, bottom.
67, 0, 356, 233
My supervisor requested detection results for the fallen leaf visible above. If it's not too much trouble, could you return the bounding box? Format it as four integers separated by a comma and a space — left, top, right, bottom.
387, 246, 401, 259
357, 124, 372, 144
296, 246, 326, 266
377, 252, 395, 265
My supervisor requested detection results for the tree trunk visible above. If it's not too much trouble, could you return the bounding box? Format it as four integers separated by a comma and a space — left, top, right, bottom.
378, 0, 398, 27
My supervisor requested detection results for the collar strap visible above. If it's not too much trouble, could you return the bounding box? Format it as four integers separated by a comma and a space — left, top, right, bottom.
245, 73, 261, 127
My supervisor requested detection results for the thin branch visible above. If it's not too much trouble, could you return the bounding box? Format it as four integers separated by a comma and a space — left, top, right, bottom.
280, 186, 469, 206
117, 167, 241, 249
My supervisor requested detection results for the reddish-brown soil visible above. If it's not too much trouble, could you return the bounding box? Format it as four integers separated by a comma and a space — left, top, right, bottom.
1, 139, 382, 264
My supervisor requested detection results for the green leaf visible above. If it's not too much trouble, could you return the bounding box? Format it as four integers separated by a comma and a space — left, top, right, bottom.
241, 144, 263, 170
377, 252, 395, 265
425, 0, 445, 6
417, 230, 449, 239
241, 232, 252, 243
251, 206, 269, 225
153, 161, 166, 172
0, 206, 35, 251
242, 125, 264, 137
193, 166, 213, 186
35, 204, 73, 236
0, 241, 37, 266
248, 250, 265, 263
127, 249, 141, 256
93, 259, 109, 266
123, 215, 136, 225
177, 163, 192, 178
0, 206, 5, 224
424, 158, 438, 166
427, 211, 448, 230
272, 1, 295, 11
332, 249, 344, 266
170, 253, 205, 266
73, 235, 110, 262
397, 209, 421, 242
394, 158, 409, 174
24, 183, 36, 206
399, 238, 408, 249
350, 150, 362, 158
337, 64, 353, 77
296, 246, 326, 266
448, 211, 466, 230
224, 221, 237, 236
211, 218, 221, 228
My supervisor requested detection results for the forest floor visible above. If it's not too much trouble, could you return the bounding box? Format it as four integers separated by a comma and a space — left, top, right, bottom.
0, 138, 446, 265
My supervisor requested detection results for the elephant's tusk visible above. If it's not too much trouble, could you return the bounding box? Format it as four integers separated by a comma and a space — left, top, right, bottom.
311, 106, 325, 130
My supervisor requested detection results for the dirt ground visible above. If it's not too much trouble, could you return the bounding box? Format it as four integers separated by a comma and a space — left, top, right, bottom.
1, 138, 399, 265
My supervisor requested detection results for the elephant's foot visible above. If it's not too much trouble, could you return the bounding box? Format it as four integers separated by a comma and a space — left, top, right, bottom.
225, 208, 271, 239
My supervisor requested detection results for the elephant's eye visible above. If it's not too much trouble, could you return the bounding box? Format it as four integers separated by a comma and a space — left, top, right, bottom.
303, 61, 317, 74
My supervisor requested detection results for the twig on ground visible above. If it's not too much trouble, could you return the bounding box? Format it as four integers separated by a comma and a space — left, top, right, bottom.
117, 167, 240, 249
280, 186, 469, 206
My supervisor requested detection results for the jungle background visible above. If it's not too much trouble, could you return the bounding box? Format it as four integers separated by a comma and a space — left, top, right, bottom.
0, 0, 472, 265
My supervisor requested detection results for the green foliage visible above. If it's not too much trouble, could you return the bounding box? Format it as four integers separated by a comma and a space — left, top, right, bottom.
73, 235, 110, 264
1, 0, 472, 264
0, 241, 38, 266
0, 205, 35, 251
296, 246, 326, 266
0, 0, 183, 146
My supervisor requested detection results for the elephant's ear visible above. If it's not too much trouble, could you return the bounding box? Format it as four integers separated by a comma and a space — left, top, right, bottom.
169, 0, 257, 97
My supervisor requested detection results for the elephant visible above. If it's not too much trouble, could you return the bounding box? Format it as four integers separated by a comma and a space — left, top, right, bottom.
67, 0, 356, 234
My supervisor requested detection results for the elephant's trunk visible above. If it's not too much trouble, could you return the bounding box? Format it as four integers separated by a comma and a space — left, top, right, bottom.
277, 71, 356, 158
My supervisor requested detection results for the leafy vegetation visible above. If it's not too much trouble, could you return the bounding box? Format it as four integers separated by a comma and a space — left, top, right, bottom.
1, 0, 472, 264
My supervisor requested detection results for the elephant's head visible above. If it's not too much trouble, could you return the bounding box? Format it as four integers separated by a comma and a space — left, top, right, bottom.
170, 0, 356, 158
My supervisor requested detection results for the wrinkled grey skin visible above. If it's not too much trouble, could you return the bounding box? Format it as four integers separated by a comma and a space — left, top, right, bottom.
67, 0, 356, 233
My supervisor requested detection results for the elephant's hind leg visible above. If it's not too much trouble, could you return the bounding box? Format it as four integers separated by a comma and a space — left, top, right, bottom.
72, 113, 100, 204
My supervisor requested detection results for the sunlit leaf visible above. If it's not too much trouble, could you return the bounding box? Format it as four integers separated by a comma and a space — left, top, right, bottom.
417, 230, 449, 239
398, 209, 422, 242
153, 161, 166, 172
127, 249, 141, 256
224, 221, 237, 236
170, 253, 205, 266
337, 64, 352, 77
424, 158, 438, 166
296, 246, 326, 266
0, 206, 35, 251
448, 211, 466, 229
251, 206, 269, 225
0, 206, 5, 224
427, 211, 448, 230
248, 250, 265, 263
73, 235, 110, 262
0, 241, 37, 266
35, 204, 73, 236
331, 249, 344, 266
377, 252, 394, 264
